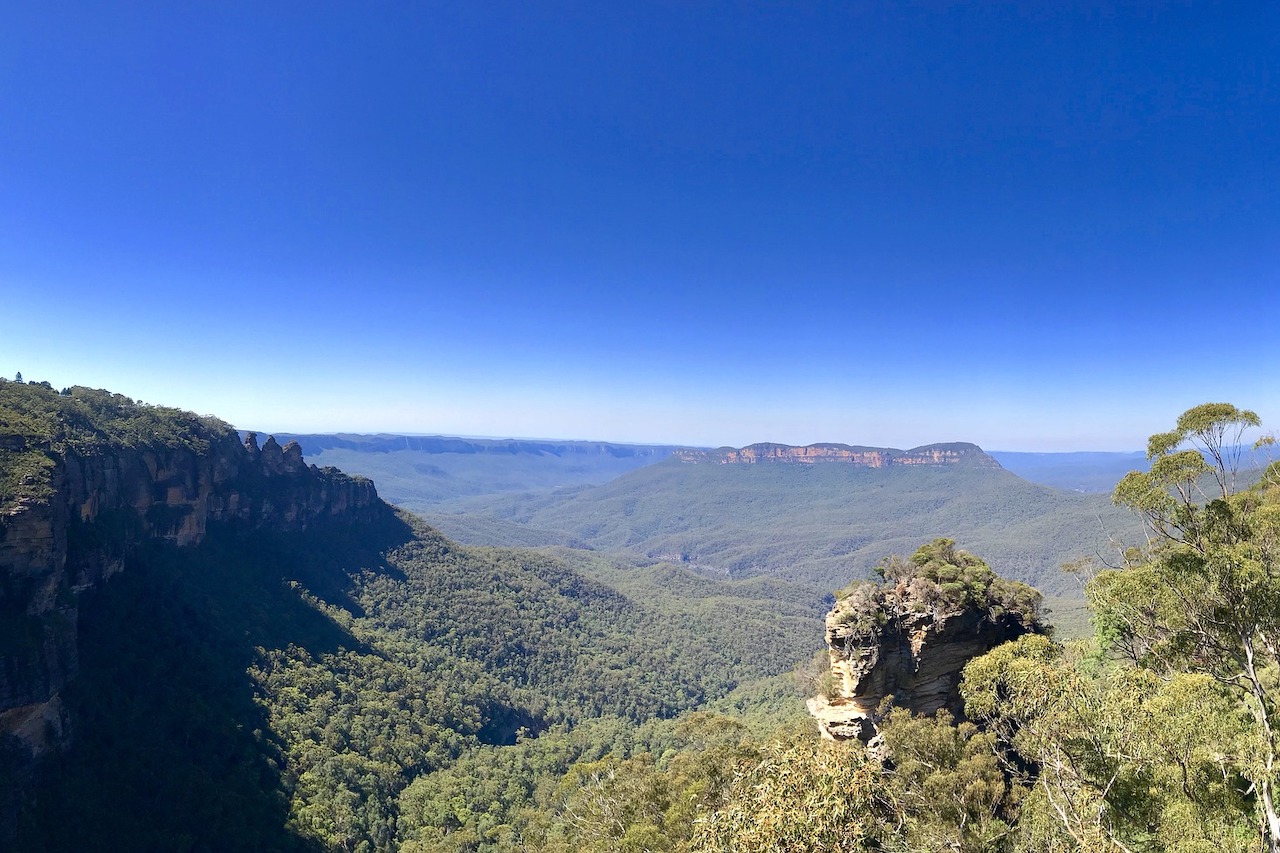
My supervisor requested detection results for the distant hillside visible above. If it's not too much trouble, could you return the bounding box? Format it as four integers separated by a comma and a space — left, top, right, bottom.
990, 450, 1149, 492
272, 433, 683, 509
266, 434, 1148, 596
278, 435, 1161, 510
428, 447, 1144, 596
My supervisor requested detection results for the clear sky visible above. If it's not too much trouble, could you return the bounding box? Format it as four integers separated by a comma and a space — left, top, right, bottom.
2, 2, 1277, 450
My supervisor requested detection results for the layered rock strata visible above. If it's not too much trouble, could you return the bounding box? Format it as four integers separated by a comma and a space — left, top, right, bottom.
807, 554, 1043, 744
1, 424, 380, 757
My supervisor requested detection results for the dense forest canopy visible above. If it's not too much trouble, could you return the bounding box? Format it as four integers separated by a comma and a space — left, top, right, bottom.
4, 384, 1279, 851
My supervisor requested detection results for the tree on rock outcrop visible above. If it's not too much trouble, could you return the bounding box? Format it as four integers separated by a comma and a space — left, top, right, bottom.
810, 539, 1046, 745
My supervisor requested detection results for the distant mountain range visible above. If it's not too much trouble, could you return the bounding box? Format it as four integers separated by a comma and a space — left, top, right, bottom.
283, 432, 1157, 498
273, 433, 1150, 596
990, 450, 1150, 493
274, 433, 681, 506
430, 451, 1141, 596
274, 433, 679, 459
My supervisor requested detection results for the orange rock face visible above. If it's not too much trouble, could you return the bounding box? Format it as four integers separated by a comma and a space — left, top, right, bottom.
675, 441, 1001, 468
809, 571, 1042, 745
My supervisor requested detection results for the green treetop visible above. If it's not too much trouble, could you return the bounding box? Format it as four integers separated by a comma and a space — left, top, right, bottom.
1091, 402, 1280, 850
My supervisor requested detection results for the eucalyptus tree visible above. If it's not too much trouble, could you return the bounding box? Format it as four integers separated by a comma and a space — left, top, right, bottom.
1091, 403, 1280, 850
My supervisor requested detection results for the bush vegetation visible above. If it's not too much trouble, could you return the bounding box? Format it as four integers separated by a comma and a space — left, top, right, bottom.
10, 389, 1277, 851
0, 379, 233, 512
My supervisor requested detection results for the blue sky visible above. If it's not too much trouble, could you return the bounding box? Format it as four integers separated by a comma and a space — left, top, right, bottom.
2, 2, 1277, 450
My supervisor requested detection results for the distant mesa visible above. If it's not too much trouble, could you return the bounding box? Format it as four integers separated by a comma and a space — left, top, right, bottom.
674, 441, 1001, 468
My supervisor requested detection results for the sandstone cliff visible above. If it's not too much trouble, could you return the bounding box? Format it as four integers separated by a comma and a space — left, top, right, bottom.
0, 383, 383, 760
676, 441, 1001, 467
807, 539, 1044, 744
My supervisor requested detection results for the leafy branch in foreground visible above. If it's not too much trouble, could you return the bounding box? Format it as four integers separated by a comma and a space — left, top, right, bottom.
1085, 403, 1280, 850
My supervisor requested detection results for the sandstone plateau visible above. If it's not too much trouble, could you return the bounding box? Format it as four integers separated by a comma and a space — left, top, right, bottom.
675, 441, 1002, 467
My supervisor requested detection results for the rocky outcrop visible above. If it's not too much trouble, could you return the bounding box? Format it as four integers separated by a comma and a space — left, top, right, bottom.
1, 410, 382, 760
807, 604, 1032, 744
807, 540, 1044, 744
676, 442, 1001, 468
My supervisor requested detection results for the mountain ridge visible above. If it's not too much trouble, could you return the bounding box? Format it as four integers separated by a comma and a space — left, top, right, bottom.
273, 431, 1164, 500
273, 432, 683, 459
675, 441, 999, 467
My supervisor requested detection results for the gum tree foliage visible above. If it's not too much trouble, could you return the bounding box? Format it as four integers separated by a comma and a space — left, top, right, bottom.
874, 707, 1018, 851
689, 732, 890, 852
522, 714, 759, 853
1081, 403, 1280, 850
963, 634, 1253, 852
688, 712, 1019, 853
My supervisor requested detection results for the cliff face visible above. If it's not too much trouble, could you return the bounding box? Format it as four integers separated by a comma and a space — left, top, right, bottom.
807, 603, 1031, 743
807, 540, 1043, 744
0, 387, 382, 759
676, 442, 1001, 468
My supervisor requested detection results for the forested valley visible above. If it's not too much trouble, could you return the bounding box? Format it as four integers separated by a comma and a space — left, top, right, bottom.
9, 510, 819, 850
3, 382, 1279, 851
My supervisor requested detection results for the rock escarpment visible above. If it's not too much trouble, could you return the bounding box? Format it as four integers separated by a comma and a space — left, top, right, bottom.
807, 539, 1045, 744
0, 383, 383, 760
676, 441, 1001, 467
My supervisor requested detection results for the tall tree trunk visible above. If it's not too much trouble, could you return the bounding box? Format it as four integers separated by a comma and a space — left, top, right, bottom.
1242, 636, 1280, 852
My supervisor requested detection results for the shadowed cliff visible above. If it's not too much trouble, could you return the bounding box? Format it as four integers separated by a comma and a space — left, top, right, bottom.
0, 381, 399, 848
